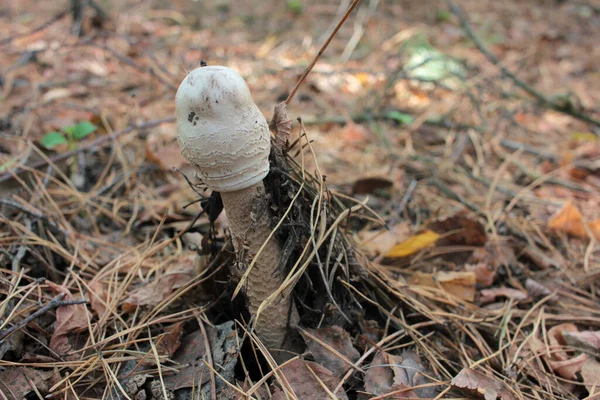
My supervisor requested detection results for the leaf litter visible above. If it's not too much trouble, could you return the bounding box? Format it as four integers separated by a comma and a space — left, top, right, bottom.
0, 0, 599, 399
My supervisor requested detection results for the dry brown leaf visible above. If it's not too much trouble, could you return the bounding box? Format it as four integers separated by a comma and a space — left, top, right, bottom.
547, 201, 586, 238
359, 222, 410, 258
528, 323, 589, 379
525, 279, 555, 302
563, 330, 600, 352
273, 359, 348, 400
547, 353, 588, 380
430, 214, 487, 246
46, 281, 92, 354
451, 368, 517, 400
351, 176, 393, 195
300, 326, 360, 377
145, 129, 188, 170
479, 287, 528, 304
122, 255, 195, 312
465, 263, 496, 287
0, 367, 53, 399
582, 358, 600, 394
364, 351, 418, 398
410, 271, 476, 302
88, 280, 108, 319
142, 321, 186, 367
163, 322, 235, 391
339, 121, 369, 143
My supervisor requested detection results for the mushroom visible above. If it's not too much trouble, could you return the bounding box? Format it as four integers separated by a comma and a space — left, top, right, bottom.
176, 65, 292, 352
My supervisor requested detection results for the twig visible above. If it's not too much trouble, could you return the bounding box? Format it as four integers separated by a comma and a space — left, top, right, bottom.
0, 199, 68, 238
0, 8, 69, 46
0, 117, 175, 185
285, 0, 363, 105
447, 0, 600, 129
0, 294, 88, 341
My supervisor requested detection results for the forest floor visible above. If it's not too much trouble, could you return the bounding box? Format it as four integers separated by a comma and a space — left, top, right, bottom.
1, 0, 600, 399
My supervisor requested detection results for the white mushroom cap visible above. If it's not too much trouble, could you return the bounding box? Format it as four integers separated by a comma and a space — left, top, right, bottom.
176, 66, 271, 192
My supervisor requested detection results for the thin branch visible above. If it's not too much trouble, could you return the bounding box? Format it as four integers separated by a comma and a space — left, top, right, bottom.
0, 117, 175, 185
285, 0, 363, 105
447, 0, 600, 129
0, 8, 70, 47
0, 294, 88, 341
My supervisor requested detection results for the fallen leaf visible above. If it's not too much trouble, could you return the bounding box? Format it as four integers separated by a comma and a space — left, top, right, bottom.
122, 254, 195, 312
532, 323, 589, 379
163, 321, 236, 391
339, 121, 369, 143
588, 219, 600, 240
0, 367, 53, 399
562, 330, 600, 352
547, 353, 588, 380
46, 281, 92, 354
364, 351, 417, 398
299, 326, 360, 377
430, 214, 487, 246
273, 359, 348, 400
548, 201, 586, 238
385, 230, 440, 258
479, 287, 528, 304
582, 358, 600, 393
465, 263, 496, 287
145, 128, 188, 170
143, 321, 186, 367
525, 279, 555, 302
451, 368, 517, 400
410, 271, 476, 302
351, 176, 393, 195
359, 222, 410, 257
88, 280, 108, 319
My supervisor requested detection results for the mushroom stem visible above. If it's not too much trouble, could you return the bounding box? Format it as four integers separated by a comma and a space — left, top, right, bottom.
221, 182, 289, 350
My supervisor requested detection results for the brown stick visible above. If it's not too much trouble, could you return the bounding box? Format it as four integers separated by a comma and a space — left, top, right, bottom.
0, 294, 88, 341
285, 0, 363, 105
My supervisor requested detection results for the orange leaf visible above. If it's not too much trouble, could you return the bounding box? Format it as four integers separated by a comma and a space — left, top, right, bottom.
547, 201, 586, 238
385, 230, 439, 258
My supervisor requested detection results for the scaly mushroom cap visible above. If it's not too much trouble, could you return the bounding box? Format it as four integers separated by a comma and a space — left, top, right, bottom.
176, 66, 271, 192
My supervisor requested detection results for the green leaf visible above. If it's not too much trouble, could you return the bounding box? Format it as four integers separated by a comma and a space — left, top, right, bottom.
287, 0, 303, 14
386, 111, 414, 125
71, 121, 97, 141
41, 132, 68, 149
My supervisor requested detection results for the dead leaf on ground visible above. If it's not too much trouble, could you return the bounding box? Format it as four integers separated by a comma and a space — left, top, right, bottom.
479, 287, 528, 304
46, 281, 92, 354
299, 326, 360, 377
359, 222, 410, 258
162, 321, 236, 391
430, 214, 487, 247
122, 254, 195, 312
562, 330, 600, 353
364, 351, 431, 398
465, 263, 496, 287
451, 368, 517, 400
272, 359, 348, 400
0, 367, 53, 399
385, 230, 440, 258
410, 271, 476, 302
88, 280, 108, 319
339, 121, 370, 143
145, 128, 189, 170
547, 201, 600, 240
351, 176, 393, 195
528, 323, 589, 380
142, 321, 186, 367
581, 358, 600, 394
